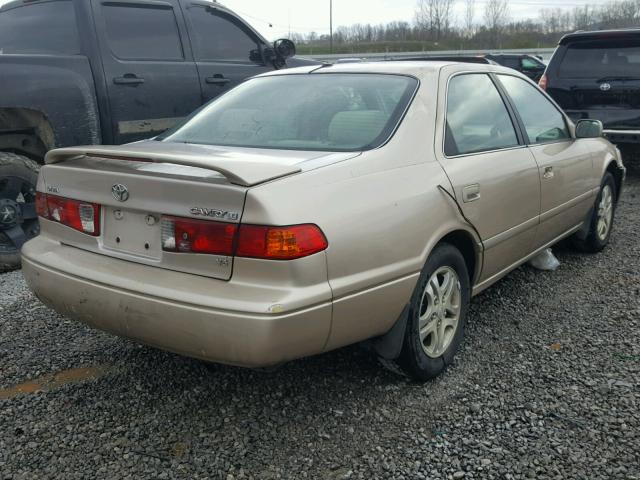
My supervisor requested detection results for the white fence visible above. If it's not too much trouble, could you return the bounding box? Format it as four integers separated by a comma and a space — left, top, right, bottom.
308, 48, 556, 63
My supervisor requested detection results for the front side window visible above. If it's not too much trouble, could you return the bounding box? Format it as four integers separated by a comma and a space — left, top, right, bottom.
102, 4, 183, 60
188, 6, 258, 62
161, 74, 418, 151
521, 57, 542, 70
445, 74, 519, 156
0, 0, 80, 55
498, 75, 570, 145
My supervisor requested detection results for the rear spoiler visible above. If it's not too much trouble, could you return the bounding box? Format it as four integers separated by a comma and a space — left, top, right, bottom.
45, 145, 302, 187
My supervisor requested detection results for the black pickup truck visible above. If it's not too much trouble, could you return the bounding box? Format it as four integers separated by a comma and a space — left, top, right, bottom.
0, 0, 314, 271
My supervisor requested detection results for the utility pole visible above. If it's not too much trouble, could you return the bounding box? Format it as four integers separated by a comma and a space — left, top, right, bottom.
330, 0, 333, 54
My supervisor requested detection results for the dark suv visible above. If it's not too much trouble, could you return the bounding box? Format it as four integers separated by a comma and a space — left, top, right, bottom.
484, 54, 546, 81
541, 29, 640, 146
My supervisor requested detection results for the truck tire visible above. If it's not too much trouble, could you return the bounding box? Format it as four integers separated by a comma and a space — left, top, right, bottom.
0, 152, 40, 273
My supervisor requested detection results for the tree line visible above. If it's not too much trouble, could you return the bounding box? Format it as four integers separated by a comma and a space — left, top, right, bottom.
293, 0, 640, 55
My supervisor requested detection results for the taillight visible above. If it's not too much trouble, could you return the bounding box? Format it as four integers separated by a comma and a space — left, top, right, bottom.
236, 224, 328, 260
161, 216, 328, 260
36, 193, 100, 236
161, 216, 237, 255
35, 191, 49, 218
539, 74, 548, 91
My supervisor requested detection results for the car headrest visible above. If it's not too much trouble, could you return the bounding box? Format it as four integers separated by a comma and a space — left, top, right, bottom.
328, 110, 388, 147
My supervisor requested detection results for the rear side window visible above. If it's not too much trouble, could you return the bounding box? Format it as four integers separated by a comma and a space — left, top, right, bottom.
559, 38, 640, 78
102, 3, 184, 60
187, 6, 258, 62
502, 57, 520, 69
0, 0, 80, 55
498, 75, 570, 145
445, 74, 519, 156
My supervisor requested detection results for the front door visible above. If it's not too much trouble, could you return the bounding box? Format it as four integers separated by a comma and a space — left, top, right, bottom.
496, 74, 595, 248
182, 2, 273, 104
436, 72, 541, 282
92, 0, 202, 144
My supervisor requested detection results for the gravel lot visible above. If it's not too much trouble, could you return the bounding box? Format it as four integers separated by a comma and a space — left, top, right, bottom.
1, 178, 639, 480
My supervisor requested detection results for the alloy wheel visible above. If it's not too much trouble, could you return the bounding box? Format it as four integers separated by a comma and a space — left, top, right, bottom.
596, 184, 613, 242
418, 266, 462, 358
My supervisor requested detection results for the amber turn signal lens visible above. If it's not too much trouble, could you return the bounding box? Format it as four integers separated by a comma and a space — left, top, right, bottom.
236, 224, 328, 260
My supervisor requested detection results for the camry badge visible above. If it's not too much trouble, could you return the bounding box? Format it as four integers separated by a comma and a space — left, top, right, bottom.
111, 184, 129, 202
600, 83, 611, 92
190, 207, 240, 221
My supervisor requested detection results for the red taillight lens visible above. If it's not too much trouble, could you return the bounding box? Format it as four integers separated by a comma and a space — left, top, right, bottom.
236, 224, 328, 260
35, 191, 49, 219
161, 216, 237, 255
161, 217, 328, 260
538, 74, 548, 91
37, 193, 100, 236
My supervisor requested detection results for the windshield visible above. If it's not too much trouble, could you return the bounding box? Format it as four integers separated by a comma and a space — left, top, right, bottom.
161, 74, 418, 152
559, 38, 640, 78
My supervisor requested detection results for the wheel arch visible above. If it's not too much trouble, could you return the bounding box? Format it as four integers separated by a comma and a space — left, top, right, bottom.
0, 108, 56, 162
435, 229, 482, 287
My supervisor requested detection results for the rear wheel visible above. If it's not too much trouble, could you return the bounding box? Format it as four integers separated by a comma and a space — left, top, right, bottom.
572, 172, 616, 253
398, 243, 470, 381
0, 152, 40, 273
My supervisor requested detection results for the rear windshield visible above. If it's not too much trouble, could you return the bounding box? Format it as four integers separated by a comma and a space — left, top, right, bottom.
0, 0, 80, 55
160, 74, 418, 152
559, 38, 640, 78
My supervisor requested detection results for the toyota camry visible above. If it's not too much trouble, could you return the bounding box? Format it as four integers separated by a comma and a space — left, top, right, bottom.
22, 62, 625, 380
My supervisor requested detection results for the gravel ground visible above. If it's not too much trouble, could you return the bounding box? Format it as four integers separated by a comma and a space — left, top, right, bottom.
1, 178, 639, 480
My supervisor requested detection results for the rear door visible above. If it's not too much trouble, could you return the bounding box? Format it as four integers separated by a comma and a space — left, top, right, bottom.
181, 1, 272, 103
496, 74, 595, 248
436, 71, 541, 282
91, 0, 202, 144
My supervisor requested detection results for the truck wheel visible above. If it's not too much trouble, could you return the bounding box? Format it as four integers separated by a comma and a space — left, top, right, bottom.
0, 152, 40, 273
398, 243, 470, 381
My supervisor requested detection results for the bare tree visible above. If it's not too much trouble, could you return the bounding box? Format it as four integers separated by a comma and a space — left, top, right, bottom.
464, 0, 475, 38
484, 0, 509, 48
416, 0, 456, 41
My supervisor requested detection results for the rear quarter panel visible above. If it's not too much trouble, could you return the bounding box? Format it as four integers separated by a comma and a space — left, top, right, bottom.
0, 55, 101, 147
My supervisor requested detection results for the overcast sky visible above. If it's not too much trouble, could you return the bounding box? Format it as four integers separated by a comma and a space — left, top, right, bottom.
0, 0, 614, 39
222, 0, 614, 39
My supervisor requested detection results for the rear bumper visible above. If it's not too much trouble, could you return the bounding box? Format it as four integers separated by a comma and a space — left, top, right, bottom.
21, 236, 332, 367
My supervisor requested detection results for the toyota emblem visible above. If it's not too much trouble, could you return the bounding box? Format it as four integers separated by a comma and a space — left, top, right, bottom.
600, 83, 611, 92
111, 184, 130, 202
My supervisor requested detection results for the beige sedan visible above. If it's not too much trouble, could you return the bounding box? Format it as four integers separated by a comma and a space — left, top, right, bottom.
22, 62, 625, 380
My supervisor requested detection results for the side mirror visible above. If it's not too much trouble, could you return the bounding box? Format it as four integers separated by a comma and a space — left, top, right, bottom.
273, 39, 296, 60
575, 119, 604, 139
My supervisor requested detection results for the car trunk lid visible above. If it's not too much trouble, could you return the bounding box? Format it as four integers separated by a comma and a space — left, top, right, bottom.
40, 142, 353, 280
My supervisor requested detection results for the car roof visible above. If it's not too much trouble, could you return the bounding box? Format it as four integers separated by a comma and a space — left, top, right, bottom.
559, 28, 640, 45
258, 61, 521, 80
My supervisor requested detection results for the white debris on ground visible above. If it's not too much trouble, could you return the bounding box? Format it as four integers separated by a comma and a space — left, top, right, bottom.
528, 248, 561, 271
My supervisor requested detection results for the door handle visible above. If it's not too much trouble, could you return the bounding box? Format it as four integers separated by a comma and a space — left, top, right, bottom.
206, 76, 231, 86
462, 184, 481, 203
543, 166, 555, 179
113, 74, 145, 85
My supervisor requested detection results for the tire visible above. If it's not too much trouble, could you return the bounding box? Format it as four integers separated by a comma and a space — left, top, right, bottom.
0, 152, 41, 273
571, 172, 617, 254
398, 243, 471, 381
